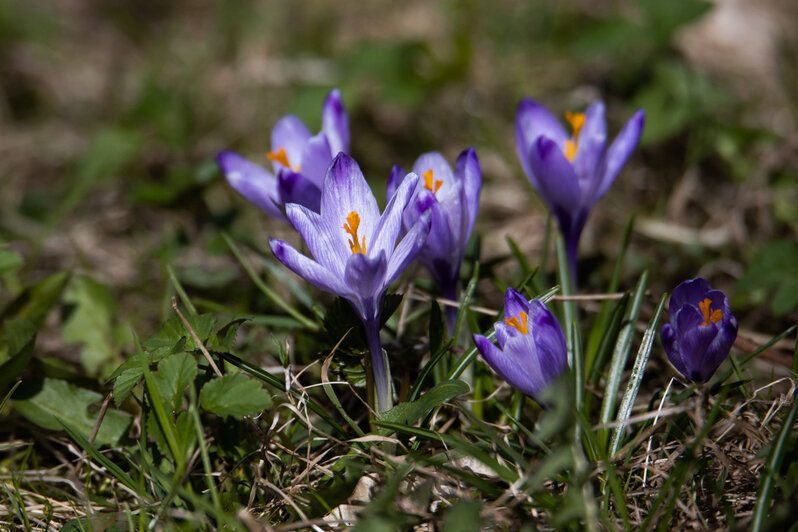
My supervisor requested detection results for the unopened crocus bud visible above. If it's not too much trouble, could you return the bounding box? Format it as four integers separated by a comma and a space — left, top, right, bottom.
660, 278, 738, 383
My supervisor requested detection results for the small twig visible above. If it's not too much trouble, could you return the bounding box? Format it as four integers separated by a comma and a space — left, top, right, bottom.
172, 297, 223, 377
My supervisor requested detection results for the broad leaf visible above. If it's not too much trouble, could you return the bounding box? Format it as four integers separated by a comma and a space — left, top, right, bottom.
380, 380, 469, 425
151, 353, 197, 413
199, 373, 272, 418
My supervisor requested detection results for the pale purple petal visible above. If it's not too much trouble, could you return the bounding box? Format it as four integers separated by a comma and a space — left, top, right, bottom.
322, 89, 349, 156
595, 109, 644, 200
321, 154, 380, 252
528, 136, 582, 214
495, 333, 549, 397
278, 171, 321, 213
216, 150, 284, 220
503, 287, 530, 323
474, 334, 543, 397
270, 238, 350, 297
344, 251, 388, 321
299, 133, 333, 188
370, 171, 420, 258
285, 203, 347, 274
494, 321, 512, 349
271, 116, 312, 171
417, 196, 455, 269
455, 147, 482, 242
383, 213, 430, 288
412, 152, 455, 198
572, 101, 607, 186
516, 98, 568, 183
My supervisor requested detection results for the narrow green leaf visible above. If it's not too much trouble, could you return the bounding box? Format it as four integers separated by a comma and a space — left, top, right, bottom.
166, 264, 197, 315
0, 319, 37, 395
608, 293, 667, 457
0, 271, 71, 328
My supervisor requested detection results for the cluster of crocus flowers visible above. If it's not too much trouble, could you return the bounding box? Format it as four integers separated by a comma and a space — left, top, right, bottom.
270, 153, 430, 414
515, 99, 645, 281
660, 278, 738, 383
216, 89, 349, 221
473, 288, 568, 402
387, 148, 482, 332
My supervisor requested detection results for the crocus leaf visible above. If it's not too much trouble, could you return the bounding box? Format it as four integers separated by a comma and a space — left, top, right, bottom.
379, 380, 469, 425
199, 373, 272, 419
13, 378, 130, 447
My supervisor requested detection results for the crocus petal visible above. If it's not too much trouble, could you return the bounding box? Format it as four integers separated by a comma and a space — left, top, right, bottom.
503, 287, 531, 322
216, 150, 284, 220
669, 278, 713, 316
699, 317, 738, 382
371, 171, 420, 258
660, 323, 687, 377
386, 164, 405, 201
321, 154, 380, 249
416, 194, 456, 279
596, 109, 645, 200
278, 171, 321, 213
412, 152, 456, 198
527, 300, 568, 384
455, 147, 482, 241
285, 203, 347, 274
528, 136, 582, 214
384, 212, 430, 288
573, 101, 607, 187
344, 251, 388, 321
516, 98, 569, 156
322, 88, 349, 156
679, 323, 720, 383
270, 238, 351, 297
500, 333, 550, 397
494, 321, 512, 349
299, 133, 333, 188
474, 334, 544, 397
271, 115, 312, 170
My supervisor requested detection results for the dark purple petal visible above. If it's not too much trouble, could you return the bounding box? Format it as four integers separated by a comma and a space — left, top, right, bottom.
321, 154, 380, 250
475, 333, 545, 398
278, 170, 321, 213
670, 278, 713, 316
344, 251, 388, 321
679, 322, 721, 383
596, 109, 644, 200
322, 88, 350, 156
270, 238, 350, 297
455, 147, 482, 243
528, 136, 582, 214
285, 203, 347, 275
386, 164, 406, 201
527, 300, 568, 383
271, 115, 312, 171
660, 323, 687, 378
216, 151, 284, 220
697, 316, 737, 382
371, 171, 420, 258
503, 287, 530, 323
417, 196, 457, 283
299, 133, 333, 188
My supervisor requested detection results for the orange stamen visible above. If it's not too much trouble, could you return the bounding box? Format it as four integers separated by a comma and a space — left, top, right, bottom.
423, 169, 443, 194
564, 111, 586, 162
343, 211, 366, 255
505, 311, 529, 335
267, 147, 301, 171
699, 298, 723, 326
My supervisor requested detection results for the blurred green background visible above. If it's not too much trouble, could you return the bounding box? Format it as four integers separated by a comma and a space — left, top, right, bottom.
2, 0, 797, 378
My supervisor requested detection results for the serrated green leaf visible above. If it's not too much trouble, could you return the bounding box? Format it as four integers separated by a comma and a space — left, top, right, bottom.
13, 378, 130, 446
380, 380, 469, 425
151, 353, 197, 413
143, 313, 215, 352
63, 276, 119, 375
199, 373, 272, 418
112, 366, 143, 407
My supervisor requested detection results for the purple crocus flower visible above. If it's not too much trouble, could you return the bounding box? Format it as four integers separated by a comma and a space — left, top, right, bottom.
216, 89, 349, 221
472, 288, 567, 400
660, 278, 738, 383
515, 99, 645, 280
270, 153, 430, 413
387, 148, 482, 332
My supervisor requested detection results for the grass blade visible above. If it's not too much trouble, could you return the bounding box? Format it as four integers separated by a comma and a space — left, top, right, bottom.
608, 292, 667, 457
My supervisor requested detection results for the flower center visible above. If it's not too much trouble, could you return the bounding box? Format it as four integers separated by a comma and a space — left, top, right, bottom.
267, 147, 301, 172
505, 311, 529, 335
699, 298, 723, 327
343, 211, 366, 255
423, 169, 443, 195
563, 111, 585, 162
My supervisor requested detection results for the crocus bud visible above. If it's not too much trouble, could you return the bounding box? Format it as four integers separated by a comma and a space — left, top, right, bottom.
473, 288, 567, 400
660, 278, 738, 383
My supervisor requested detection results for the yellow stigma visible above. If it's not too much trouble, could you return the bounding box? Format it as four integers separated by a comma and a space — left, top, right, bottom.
699, 298, 723, 327
564, 111, 586, 162
267, 147, 301, 172
423, 169, 443, 194
343, 211, 366, 255
505, 311, 529, 335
